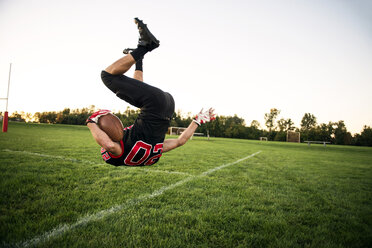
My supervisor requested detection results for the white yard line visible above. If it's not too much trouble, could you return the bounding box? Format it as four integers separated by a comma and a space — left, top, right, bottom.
2, 149, 191, 176
8, 150, 261, 248
140, 168, 193, 176
3, 149, 97, 165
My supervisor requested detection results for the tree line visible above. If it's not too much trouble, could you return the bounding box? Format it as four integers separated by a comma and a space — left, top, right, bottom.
1, 106, 371, 146
260, 108, 372, 146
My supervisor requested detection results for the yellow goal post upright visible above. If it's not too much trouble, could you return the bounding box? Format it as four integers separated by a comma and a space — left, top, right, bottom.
287, 130, 300, 143
1, 63, 12, 132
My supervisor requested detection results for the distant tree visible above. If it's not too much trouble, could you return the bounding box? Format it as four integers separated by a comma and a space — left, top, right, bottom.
170, 110, 193, 128
56, 108, 71, 124
10, 105, 372, 147
204, 115, 219, 137
248, 120, 262, 139
170, 110, 182, 127
250, 120, 261, 129
277, 118, 286, 132
34, 111, 57, 124
274, 118, 295, 142
227, 114, 245, 126
314, 122, 333, 142
274, 131, 286, 141
21, 112, 33, 122
246, 126, 263, 140
286, 119, 295, 131
9, 111, 25, 122
219, 115, 245, 138
301, 113, 317, 131
264, 108, 280, 132
277, 118, 295, 132
300, 113, 317, 141
333, 120, 352, 145
354, 125, 372, 146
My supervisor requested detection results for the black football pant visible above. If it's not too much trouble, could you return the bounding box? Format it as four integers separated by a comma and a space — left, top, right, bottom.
101, 71, 175, 122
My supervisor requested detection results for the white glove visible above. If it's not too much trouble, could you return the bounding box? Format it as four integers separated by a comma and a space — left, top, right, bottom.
86, 109, 111, 124
193, 108, 216, 126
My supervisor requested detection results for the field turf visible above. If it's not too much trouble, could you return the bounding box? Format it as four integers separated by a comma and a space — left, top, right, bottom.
1, 122, 372, 247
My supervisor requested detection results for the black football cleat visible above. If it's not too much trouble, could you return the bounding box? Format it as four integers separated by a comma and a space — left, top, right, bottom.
134, 17, 160, 51
123, 48, 135, 54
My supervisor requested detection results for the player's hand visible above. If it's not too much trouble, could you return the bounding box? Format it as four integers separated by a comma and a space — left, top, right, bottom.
86, 109, 111, 124
193, 108, 216, 126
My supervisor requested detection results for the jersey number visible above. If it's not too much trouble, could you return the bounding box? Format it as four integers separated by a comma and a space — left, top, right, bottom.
124, 141, 163, 166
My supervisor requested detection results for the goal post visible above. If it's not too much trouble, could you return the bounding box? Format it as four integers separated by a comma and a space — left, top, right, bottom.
168, 127, 187, 135
287, 131, 300, 143
1, 63, 12, 132
168, 126, 205, 140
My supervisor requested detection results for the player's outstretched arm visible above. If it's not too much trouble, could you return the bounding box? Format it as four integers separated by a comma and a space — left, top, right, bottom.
163, 108, 215, 153
87, 123, 122, 156
163, 121, 198, 153
86, 110, 122, 156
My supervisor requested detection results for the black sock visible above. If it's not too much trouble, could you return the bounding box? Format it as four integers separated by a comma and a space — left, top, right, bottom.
135, 59, 143, 71
130, 46, 148, 61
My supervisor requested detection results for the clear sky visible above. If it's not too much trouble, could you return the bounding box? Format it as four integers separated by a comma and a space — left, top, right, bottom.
0, 0, 371, 134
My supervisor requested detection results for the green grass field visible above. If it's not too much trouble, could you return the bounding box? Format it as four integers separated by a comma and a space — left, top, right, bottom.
1, 122, 371, 247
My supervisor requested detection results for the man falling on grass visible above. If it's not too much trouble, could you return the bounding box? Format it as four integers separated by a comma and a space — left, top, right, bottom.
87, 18, 215, 166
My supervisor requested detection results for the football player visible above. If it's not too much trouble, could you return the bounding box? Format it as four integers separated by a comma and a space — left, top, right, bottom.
87, 18, 215, 166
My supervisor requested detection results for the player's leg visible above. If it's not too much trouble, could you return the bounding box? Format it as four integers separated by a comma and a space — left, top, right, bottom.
101, 18, 169, 113
101, 70, 174, 118
133, 60, 143, 82
105, 17, 158, 76
123, 48, 144, 81
104, 54, 136, 75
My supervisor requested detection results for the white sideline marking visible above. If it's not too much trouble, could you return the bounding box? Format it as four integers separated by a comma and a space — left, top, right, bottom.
10, 151, 261, 248
3, 149, 97, 165
2, 149, 191, 176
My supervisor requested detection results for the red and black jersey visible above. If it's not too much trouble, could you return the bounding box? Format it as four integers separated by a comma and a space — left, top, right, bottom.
100, 117, 169, 166
100, 71, 175, 166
